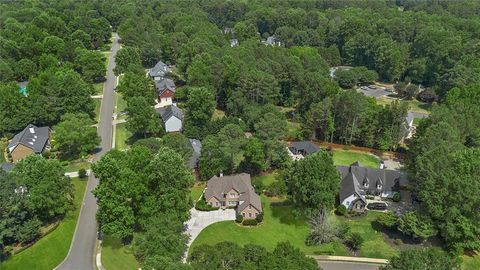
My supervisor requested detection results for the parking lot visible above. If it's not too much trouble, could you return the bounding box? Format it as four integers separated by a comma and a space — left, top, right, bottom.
356, 85, 392, 98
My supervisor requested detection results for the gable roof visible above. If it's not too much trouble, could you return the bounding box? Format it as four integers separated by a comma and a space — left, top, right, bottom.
155, 78, 176, 95
188, 138, 202, 169
155, 105, 183, 122
289, 141, 320, 156
205, 173, 262, 212
149, 61, 171, 78
7, 124, 50, 153
337, 162, 401, 202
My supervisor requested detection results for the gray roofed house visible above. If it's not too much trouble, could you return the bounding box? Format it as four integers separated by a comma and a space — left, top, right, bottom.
263, 35, 282, 46
337, 162, 404, 211
149, 60, 171, 80
187, 139, 202, 169
155, 78, 176, 95
7, 124, 51, 162
204, 173, 262, 219
1, 163, 15, 172
155, 105, 183, 133
289, 141, 320, 156
402, 111, 429, 140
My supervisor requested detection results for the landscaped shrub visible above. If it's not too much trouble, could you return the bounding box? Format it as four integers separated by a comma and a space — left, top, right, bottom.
376, 212, 398, 229
242, 219, 258, 226
393, 238, 402, 246
335, 205, 347, 216
255, 213, 264, 223
236, 214, 243, 223
78, 168, 87, 178
252, 179, 264, 194
365, 195, 375, 200
335, 222, 350, 239
265, 180, 287, 197
195, 198, 219, 211
392, 192, 401, 202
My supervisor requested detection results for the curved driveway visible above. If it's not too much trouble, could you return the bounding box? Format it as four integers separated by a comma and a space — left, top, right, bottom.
56, 33, 120, 270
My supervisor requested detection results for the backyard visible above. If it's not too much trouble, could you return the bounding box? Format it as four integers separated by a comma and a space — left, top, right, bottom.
1, 178, 87, 270
332, 150, 380, 168
190, 182, 206, 202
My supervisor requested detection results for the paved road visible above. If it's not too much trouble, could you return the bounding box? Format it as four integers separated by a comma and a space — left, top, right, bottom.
56, 33, 120, 270
318, 261, 381, 270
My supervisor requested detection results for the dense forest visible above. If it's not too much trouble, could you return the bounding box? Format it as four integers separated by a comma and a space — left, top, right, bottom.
1, 0, 480, 268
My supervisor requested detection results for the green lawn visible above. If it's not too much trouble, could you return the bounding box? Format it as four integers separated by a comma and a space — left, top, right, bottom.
286, 121, 301, 139
94, 98, 102, 122
2, 178, 87, 270
93, 83, 104, 95
116, 92, 127, 114
463, 253, 480, 270
332, 150, 380, 168
101, 236, 139, 270
376, 97, 432, 114
190, 182, 205, 202
64, 160, 91, 173
252, 172, 279, 187
115, 122, 132, 151
335, 212, 399, 258
191, 196, 349, 256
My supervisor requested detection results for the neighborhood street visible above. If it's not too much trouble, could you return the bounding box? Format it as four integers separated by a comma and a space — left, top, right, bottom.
318, 261, 381, 270
55, 33, 120, 270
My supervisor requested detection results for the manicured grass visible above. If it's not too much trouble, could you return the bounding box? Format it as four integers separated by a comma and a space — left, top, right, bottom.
2, 178, 87, 270
332, 150, 380, 168
252, 172, 279, 187
190, 196, 349, 256
463, 252, 480, 270
101, 236, 139, 270
93, 83, 104, 95
376, 97, 432, 114
115, 122, 132, 151
190, 182, 205, 202
64, 160, 91, 173
116, 93, 127, 115
336, 212, 399, 258
94, 98, 102, 122
286, 120, 301, 139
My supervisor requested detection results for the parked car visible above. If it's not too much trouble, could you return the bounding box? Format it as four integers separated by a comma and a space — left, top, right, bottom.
367, 202, 388, 210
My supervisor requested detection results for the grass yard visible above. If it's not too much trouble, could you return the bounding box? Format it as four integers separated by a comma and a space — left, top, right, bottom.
116, 93, 127, 115
101, 236, 139, 270
335, 212, 399, 258
64, 160, 91, 173
93, 83, 104, 95
190, 195, 349, 256
332, 150, 380, 168
252, 172, 279, 187
376, 97, 432, 114
190, 182, 206, 202
115, 122, 132, 151
286, 120, 301, 139
2, 178, 87, 270
94, 98, 102, 122
463, 253, 480, 270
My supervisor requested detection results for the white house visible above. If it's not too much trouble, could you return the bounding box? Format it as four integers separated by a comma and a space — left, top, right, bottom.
156, 105, 183, 133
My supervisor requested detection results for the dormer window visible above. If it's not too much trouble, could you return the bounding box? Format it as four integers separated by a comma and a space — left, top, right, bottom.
377, 184, 382, 190
363, 179, 369, 188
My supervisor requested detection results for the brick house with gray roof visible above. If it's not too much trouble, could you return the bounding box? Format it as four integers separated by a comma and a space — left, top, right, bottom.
204, 173, 262, 219
7, 124, 51, 162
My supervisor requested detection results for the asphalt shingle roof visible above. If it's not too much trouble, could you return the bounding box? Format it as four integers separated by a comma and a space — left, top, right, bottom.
149, 61, 171, 78
155, 78, 176, 96
289, 141, 320, 156
155, 105, 183, 122
7, 124, 50, 153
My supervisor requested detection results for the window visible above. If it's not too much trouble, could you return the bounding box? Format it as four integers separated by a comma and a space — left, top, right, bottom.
346, 201, 350, 205
242, 213, 245, 217
230, 193, 236, 198
249, 213, 252, 218
215, 202, 219, 206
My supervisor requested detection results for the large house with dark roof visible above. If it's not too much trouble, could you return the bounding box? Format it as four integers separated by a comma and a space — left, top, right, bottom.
155, 78, 176, 108
204, 173, 262, 219
156, 105, 183, 133
337, 162, 404, 211
149, 61, 171, 81
7, 124, 51, 162
287, 141, 320, 160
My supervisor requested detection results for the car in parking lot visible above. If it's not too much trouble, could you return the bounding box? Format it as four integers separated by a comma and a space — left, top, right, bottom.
367, 202, 388, 210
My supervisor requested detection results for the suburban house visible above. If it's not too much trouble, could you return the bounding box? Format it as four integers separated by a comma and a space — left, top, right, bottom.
402, 111, 429, 140
337, 162, 404, 211
287, 141, 320, 160
263, 35, 282, 46
155, 78, 176, 107
7, 124, 51, 162
188, 138, 202, 169
148, 60, 171, 81
156, 105, 183, 133
204, 173, 262, 219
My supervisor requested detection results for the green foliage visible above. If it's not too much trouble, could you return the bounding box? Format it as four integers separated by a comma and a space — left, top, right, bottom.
117, 72, 154, 102
78, 168, 87, 179
376, 212, 398, 230
183, 87, 216, 139
346, 233, 364, 254
335, 67, 378, 88
380, 248, 459, 270
242, 219, 258, 226
114, 47, 142, 76
74, 49, 106, 82
256, 213, 264, 223
398, 212, 436, 241
195, 198, 218, 212
125, 97, 163, 138
236, 214, 243, 223
285, 151, 340, 213
392, 192, 401, 202
335, 205, 347, 216
53, 113, 100, 159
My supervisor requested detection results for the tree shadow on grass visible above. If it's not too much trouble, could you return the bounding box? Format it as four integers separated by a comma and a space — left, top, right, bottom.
270, 201, 307, 227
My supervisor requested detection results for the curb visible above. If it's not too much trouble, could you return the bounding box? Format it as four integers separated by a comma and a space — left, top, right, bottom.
309, 255, 388, 264
96, 240, 105, 270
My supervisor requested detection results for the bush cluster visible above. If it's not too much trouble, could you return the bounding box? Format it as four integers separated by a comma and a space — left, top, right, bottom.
195, 198, 219, 211
242, 219, 258, 226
